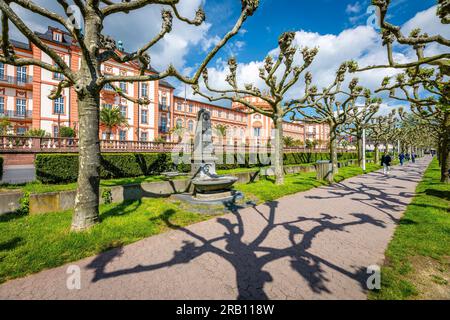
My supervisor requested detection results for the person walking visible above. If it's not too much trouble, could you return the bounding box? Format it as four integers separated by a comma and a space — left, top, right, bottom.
411, 152, 416, 164
381, 152, 392, 175
399, 152, 405, 166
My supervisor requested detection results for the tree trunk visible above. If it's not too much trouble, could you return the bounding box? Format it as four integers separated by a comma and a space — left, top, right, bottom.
356, 131, 363, 167
71, 91, 101, 231
374, 143, 380, 164
273, 116, 284, 185
330, 127, 338, 174
106, 130, 111, 141
441, 112, 450, 183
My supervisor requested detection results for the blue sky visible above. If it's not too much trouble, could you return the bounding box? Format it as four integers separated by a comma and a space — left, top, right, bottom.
193, 0, 437, 67
7, 0, 444, 111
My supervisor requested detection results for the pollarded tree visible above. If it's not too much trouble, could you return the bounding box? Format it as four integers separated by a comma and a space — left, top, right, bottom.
214, 124, 228, 146
378, 69, 449, 182
366, 110, 397, 163
356, 0, 449, 75
295, 62, 380, 173
170, 123, 186, 143
397, 108, 440, 158
353, 0, 449, 182
344, 99, 381, 167
193, 31, 319, 185
0, 0, 259, 230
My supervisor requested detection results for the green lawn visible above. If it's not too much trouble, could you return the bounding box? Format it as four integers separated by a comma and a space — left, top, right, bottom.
369, 158, 450, 300
0, 175, 183, 194
0, 161, 352, 195
0, 162, 382, 284
0, 198, 211, 284
236, 162, 382, 203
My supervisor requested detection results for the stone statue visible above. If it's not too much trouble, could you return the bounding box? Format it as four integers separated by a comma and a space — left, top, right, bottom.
191, 109, 218, 178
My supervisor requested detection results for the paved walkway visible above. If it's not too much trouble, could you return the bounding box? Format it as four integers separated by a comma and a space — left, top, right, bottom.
1, 165, 35, 184
0, 157, 431, 300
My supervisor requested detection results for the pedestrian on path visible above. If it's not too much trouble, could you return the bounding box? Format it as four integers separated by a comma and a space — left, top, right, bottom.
399, 152, 405, 166
411, 152, 416, 163
381, 152, 392, 174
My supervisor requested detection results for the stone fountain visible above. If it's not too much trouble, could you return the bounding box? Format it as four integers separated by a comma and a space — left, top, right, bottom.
183, 108, 241, 204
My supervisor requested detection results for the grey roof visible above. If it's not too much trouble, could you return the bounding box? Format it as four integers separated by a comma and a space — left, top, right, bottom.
159, 79, 175, 89
35, 27, 73, 47
173, 95, 247, 113
10, 39, 31, 51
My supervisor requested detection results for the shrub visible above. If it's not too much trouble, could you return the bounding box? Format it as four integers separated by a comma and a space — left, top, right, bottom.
25, 129, 49, 138
17, 192, 30, 215
101, 188, 112, 205
36, 154, 79, 184
59, 126, 76, 138
36, 153, 173, 184
35, 151, 359, 184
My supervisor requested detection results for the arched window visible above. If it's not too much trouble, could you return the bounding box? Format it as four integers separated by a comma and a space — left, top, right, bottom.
188, 120, 194, 132
176, 119, 183, 128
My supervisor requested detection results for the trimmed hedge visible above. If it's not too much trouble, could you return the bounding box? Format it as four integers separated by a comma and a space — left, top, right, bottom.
0, 156, 3, 180
36, 152, 359, 184
36, 153, 174, 184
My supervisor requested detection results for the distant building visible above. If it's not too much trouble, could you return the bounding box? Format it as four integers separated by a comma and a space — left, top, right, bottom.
0, 26, 329, 147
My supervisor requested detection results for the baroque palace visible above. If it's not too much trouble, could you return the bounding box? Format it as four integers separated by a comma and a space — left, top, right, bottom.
0, 27, 329, 146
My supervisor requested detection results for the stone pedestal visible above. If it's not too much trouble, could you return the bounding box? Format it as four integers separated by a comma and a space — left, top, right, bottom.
191, 155, 218, 178
316, 160, 334, 183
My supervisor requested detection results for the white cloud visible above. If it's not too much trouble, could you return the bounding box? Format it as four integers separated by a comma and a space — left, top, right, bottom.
346, 2, 362, 15
196, 5, 445, 112
5, 0, 218, 73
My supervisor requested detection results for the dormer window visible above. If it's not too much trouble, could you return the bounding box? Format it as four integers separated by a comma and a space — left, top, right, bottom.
53, 32, 62, 42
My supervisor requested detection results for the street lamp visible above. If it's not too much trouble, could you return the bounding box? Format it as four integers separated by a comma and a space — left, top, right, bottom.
362, 128, 366, 171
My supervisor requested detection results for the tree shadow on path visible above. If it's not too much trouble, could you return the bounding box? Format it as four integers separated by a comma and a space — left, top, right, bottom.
86, 200, 386, 299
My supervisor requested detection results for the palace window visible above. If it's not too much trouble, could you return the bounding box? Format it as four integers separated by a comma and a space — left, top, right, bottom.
176, 119, 183, 128
16, 98, 26, 116
119, 130, 127, 141
104, 83, 114, 91
161, 96, 168, 110
17, 127, 27, 135
189, 104, 193, 113
119, 82, 127, 93
141, 83, 148, 97
53, 63, 64, 80
141, 109, 148, 124
53, 126, 59, 138
17, 66, 27, 83
141, 131, 148, 141
177, 102, 182, 111
120, 105, 127, 118
188, 120, 194, 132
0, 97, 4, 114
160, 116, 167, 131
0, 63, 4, 79
53, 32, 62, 42
53, 96, 64, 114
254, 127, 261, 137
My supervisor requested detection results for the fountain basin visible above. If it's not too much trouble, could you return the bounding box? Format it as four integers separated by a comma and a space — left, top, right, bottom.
192, 176, 238, 193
